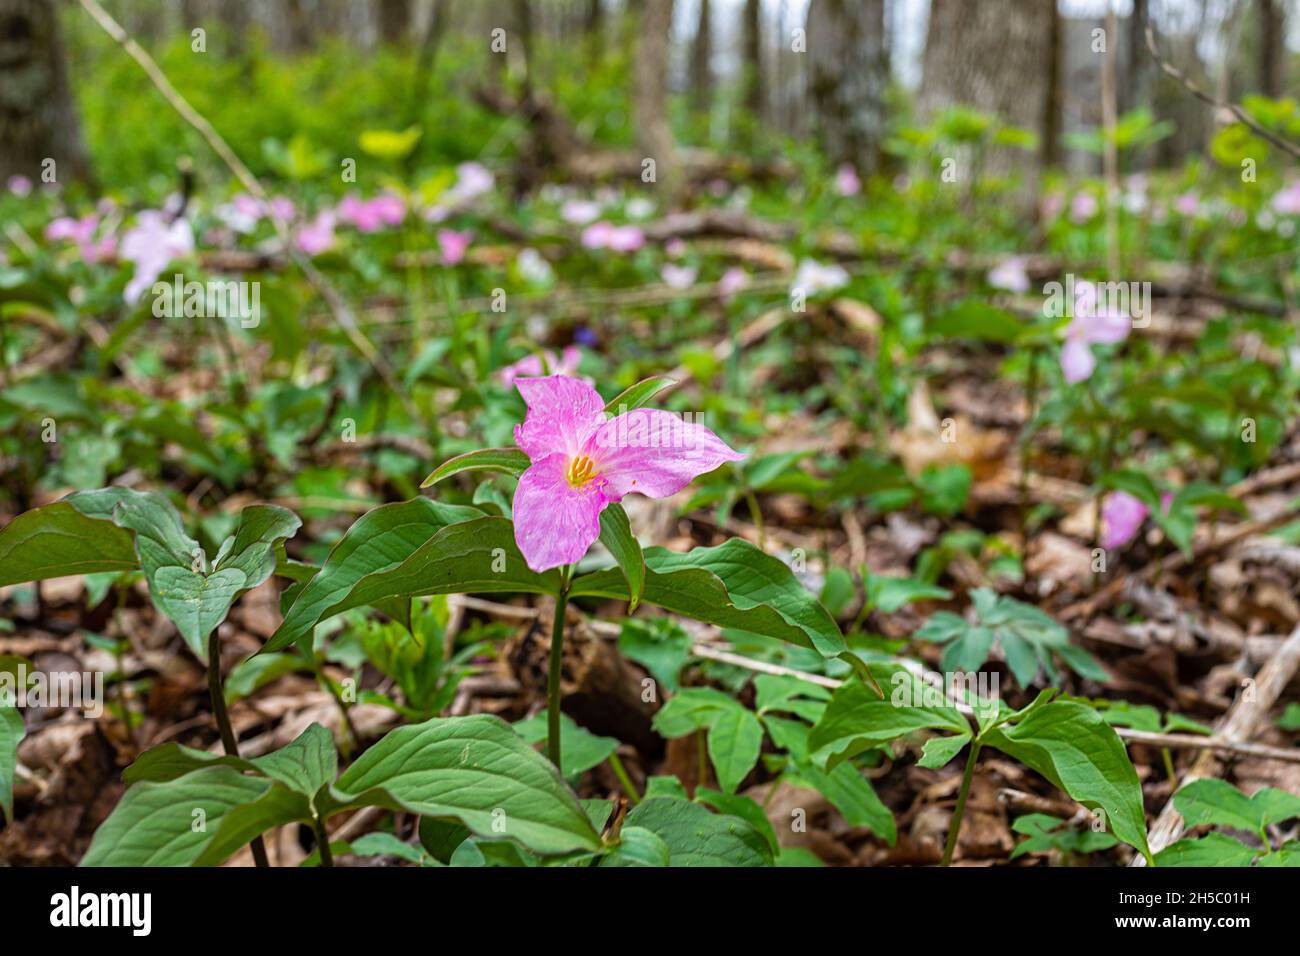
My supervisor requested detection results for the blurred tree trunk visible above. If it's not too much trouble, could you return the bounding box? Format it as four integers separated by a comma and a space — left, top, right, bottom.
217, 0, 249, 52
806, 0, 888, 174
408, 0, 452, 123
0, 0, 93, 185
918, 0, 1054, 178
1258, 0, 1286, 96
512, 0, 534, 94
691, 0, 712, 114
1041, 0, 1062, 167
742, 0, 763, 118
377, 0, 411, 45
634, 0, 681, 206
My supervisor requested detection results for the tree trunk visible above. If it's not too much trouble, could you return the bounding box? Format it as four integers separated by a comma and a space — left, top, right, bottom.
806, 0, 888, 174
377, 0, 410, 45
918, 0, 1055, 178
1041, 0, 1062, 167
0, 0, 93, 186
634, 0, 681, 207
742, 0, 763, 118
691, 0, 712, 114
1258, 0, 1286, 97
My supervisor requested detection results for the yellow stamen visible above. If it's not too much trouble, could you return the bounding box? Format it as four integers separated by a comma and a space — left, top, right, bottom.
565, 454, 598, 488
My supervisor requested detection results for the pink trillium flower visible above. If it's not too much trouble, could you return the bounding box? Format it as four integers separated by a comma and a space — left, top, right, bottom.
7, 175, 32, 197
437, 228, 473, 265
499, 346, 583, 387
1173, 191, 1200, 217
561, 198, 602, 225
1070, 193, 1099, 223
46, 215, 99, 245
717, 267, 749, 303
446, 162, 494, 204
1101, 491, 1149, 550
791, 259, 849, 297
835, 164, 861, 197
337, 193, 404, 232
511, 375, 744, 572
1272, 181, 1300, 216
1059, 280, 1131, 384
120, 211, 195, 304
296, 211, 337, 256
1041, 192, 1065, 221
661, 264, 697, 289
988, 256, 1031, 294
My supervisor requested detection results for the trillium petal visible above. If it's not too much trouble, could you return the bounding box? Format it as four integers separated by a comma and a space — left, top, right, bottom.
513, 375, 607, 460
587, 408, 744, 501
1101, 491, 1149, 551
1060, 337, 1095, 384
1086, 309, 1131, 344
513, 453, 608, 572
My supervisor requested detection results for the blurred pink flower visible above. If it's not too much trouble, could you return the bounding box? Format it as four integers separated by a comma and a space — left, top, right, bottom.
1102, 491, 1149, 550
1059, 280, 1131, 384
296, 211, 336, 256
581, 221, 644, 252
988, 256, 1031, 294
561, 198, 602, 224
791, 259, 849, 296
835, 164, 861, 197
1070, 193, 1099, 223
1041, 192, 1065, 220
1173, 191, 1200, 217
437, 228, 473, 264
46, 215, 98, 245
447, 162, 494, 203
664, 238, 686, 258
337, 192, 404, 232
7, 175, 32, 197
120, 211, 195, 304
1272, 181, 1300, 216
717, 267, 749, 303
660, 264, 697, 289
498, 346, 583, 386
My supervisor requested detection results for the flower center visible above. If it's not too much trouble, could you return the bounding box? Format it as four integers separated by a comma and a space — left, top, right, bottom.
565, 454, 598, 488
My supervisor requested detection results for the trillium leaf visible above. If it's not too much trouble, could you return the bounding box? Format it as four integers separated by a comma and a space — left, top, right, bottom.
152, 566, 247, 655
0, 500, 138, 587
808, 664, 969, 769
600, 826, 672, 867
81, 766, 273, 866
787, 759, 896, 844
327, 714, 601, 856
982, 700, 1151, 863
248, 723, 338, 796
622, 797, 772, 867
706, 708, 764, 795
192, 784, 314, 867
570, 538, 845, 657
597, 502, 645, 611
603, 376, 676, 414
0, 705, 24, 823
420, 448, 531, 488
917, 732, 973, 770
1154, 832, 1257, 868
514, 710, 618, 778
265, 499, 485, 652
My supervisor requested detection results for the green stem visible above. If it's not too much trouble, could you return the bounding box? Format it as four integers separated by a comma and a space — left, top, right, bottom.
207, 631, 270, 869
314, 817, 334, 867
941, 742, 981, 867
607, 752, 641, 805
547, 567, 573, 769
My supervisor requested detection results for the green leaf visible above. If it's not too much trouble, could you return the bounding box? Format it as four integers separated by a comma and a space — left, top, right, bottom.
618, 618, 692, 692
329, 714, 600, 856
348, 831, 436, 866
224, 652, 301, 703
1257, 842, 1300, 867
248, 723, 337, 796
1172, 778, 1264, 833
808, 665, 969, 768
81, 766, 273, 866
622, 797, 773, 867
265, 501, 488, 652
513, 711, 618, 778
571, 538, 845, 657
929, 300, 1025, 343
420, 448, 531, 488
707, 707, 763, 794
152, 566, 247, 656
604, 376, 676, 414
917, 732, 972, 770
193, 783, 313, 866
789, 759, 896, 843
983, 700, 1150, 862
1155, 832, 1257, 868
600, 825, 671, 867
864, 572, 952, 614
0, 501, 138, 587
597, 503, 645, 611
0, 706, 23, 823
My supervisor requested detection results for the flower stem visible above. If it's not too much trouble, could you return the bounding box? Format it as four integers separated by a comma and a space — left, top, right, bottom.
941, 741, 981, 867
314, 817, 334, 867
207, 630, 270, 869
607, 752, 641, 805
547, 567, 573, 770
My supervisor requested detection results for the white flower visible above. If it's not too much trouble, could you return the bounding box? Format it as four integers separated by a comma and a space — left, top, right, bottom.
791, 259, 849, 297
